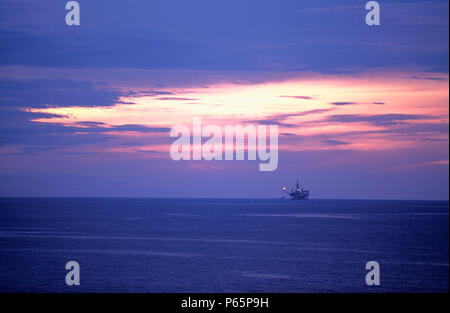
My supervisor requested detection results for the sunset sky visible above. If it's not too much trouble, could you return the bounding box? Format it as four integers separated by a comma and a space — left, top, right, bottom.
0, 0, 448, 199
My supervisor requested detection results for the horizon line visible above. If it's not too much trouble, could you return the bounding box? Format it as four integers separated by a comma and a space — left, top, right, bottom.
0, 196, 448, 202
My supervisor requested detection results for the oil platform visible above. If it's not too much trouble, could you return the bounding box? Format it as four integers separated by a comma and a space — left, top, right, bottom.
282, 180, 309, 200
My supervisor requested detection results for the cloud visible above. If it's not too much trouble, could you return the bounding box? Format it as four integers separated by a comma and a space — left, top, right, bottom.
261, 108, 336, 123
392, 122, 449, 134
329, 102, 358, 106
0, 79, 122, 108
76, 121, 107, 127
1, 0, 448, 73
295, 5, 360, 14
244, 108, 335, 128
324, 114, 438, 126
243, 118, 296, 128
322, 139, 349, 146
411, 75, 448, 81
132, 149, 158, 154
392, 160, 449, 170
0, 107, 170, 148
110, 124, 170, 133
54, 122, 170, 134
156, 97, 199, 101
0, 28, 258, 71
423, 137, 448, 142
330, 101, 385, 106
296, 1, 449, 26
126, 90, 174, 97
0, 123, 115, 147
279, 95, 315, 100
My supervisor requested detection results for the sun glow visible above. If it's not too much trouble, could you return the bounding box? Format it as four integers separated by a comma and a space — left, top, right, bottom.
25, 72, 449, 153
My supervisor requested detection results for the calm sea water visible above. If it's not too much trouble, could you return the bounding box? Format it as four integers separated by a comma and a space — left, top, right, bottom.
0, 198, 448, 292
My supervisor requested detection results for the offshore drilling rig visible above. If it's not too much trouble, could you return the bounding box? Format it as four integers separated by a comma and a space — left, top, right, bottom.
282, 179, 310, 200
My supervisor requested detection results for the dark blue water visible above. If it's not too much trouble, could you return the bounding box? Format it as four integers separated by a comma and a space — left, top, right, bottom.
0, 198, 448, 292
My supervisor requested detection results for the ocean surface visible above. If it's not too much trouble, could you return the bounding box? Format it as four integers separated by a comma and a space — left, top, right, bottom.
0, 198, 448, 292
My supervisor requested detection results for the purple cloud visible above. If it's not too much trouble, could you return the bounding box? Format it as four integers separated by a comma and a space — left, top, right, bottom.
279, 95, 315, 100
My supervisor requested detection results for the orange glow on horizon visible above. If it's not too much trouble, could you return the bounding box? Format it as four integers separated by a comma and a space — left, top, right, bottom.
24, 72, 449, 154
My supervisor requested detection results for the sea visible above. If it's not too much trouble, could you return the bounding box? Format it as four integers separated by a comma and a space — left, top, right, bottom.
0, 198, 448, 292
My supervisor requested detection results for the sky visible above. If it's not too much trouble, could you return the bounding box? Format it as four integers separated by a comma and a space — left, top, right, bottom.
0, 0, 448, 199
